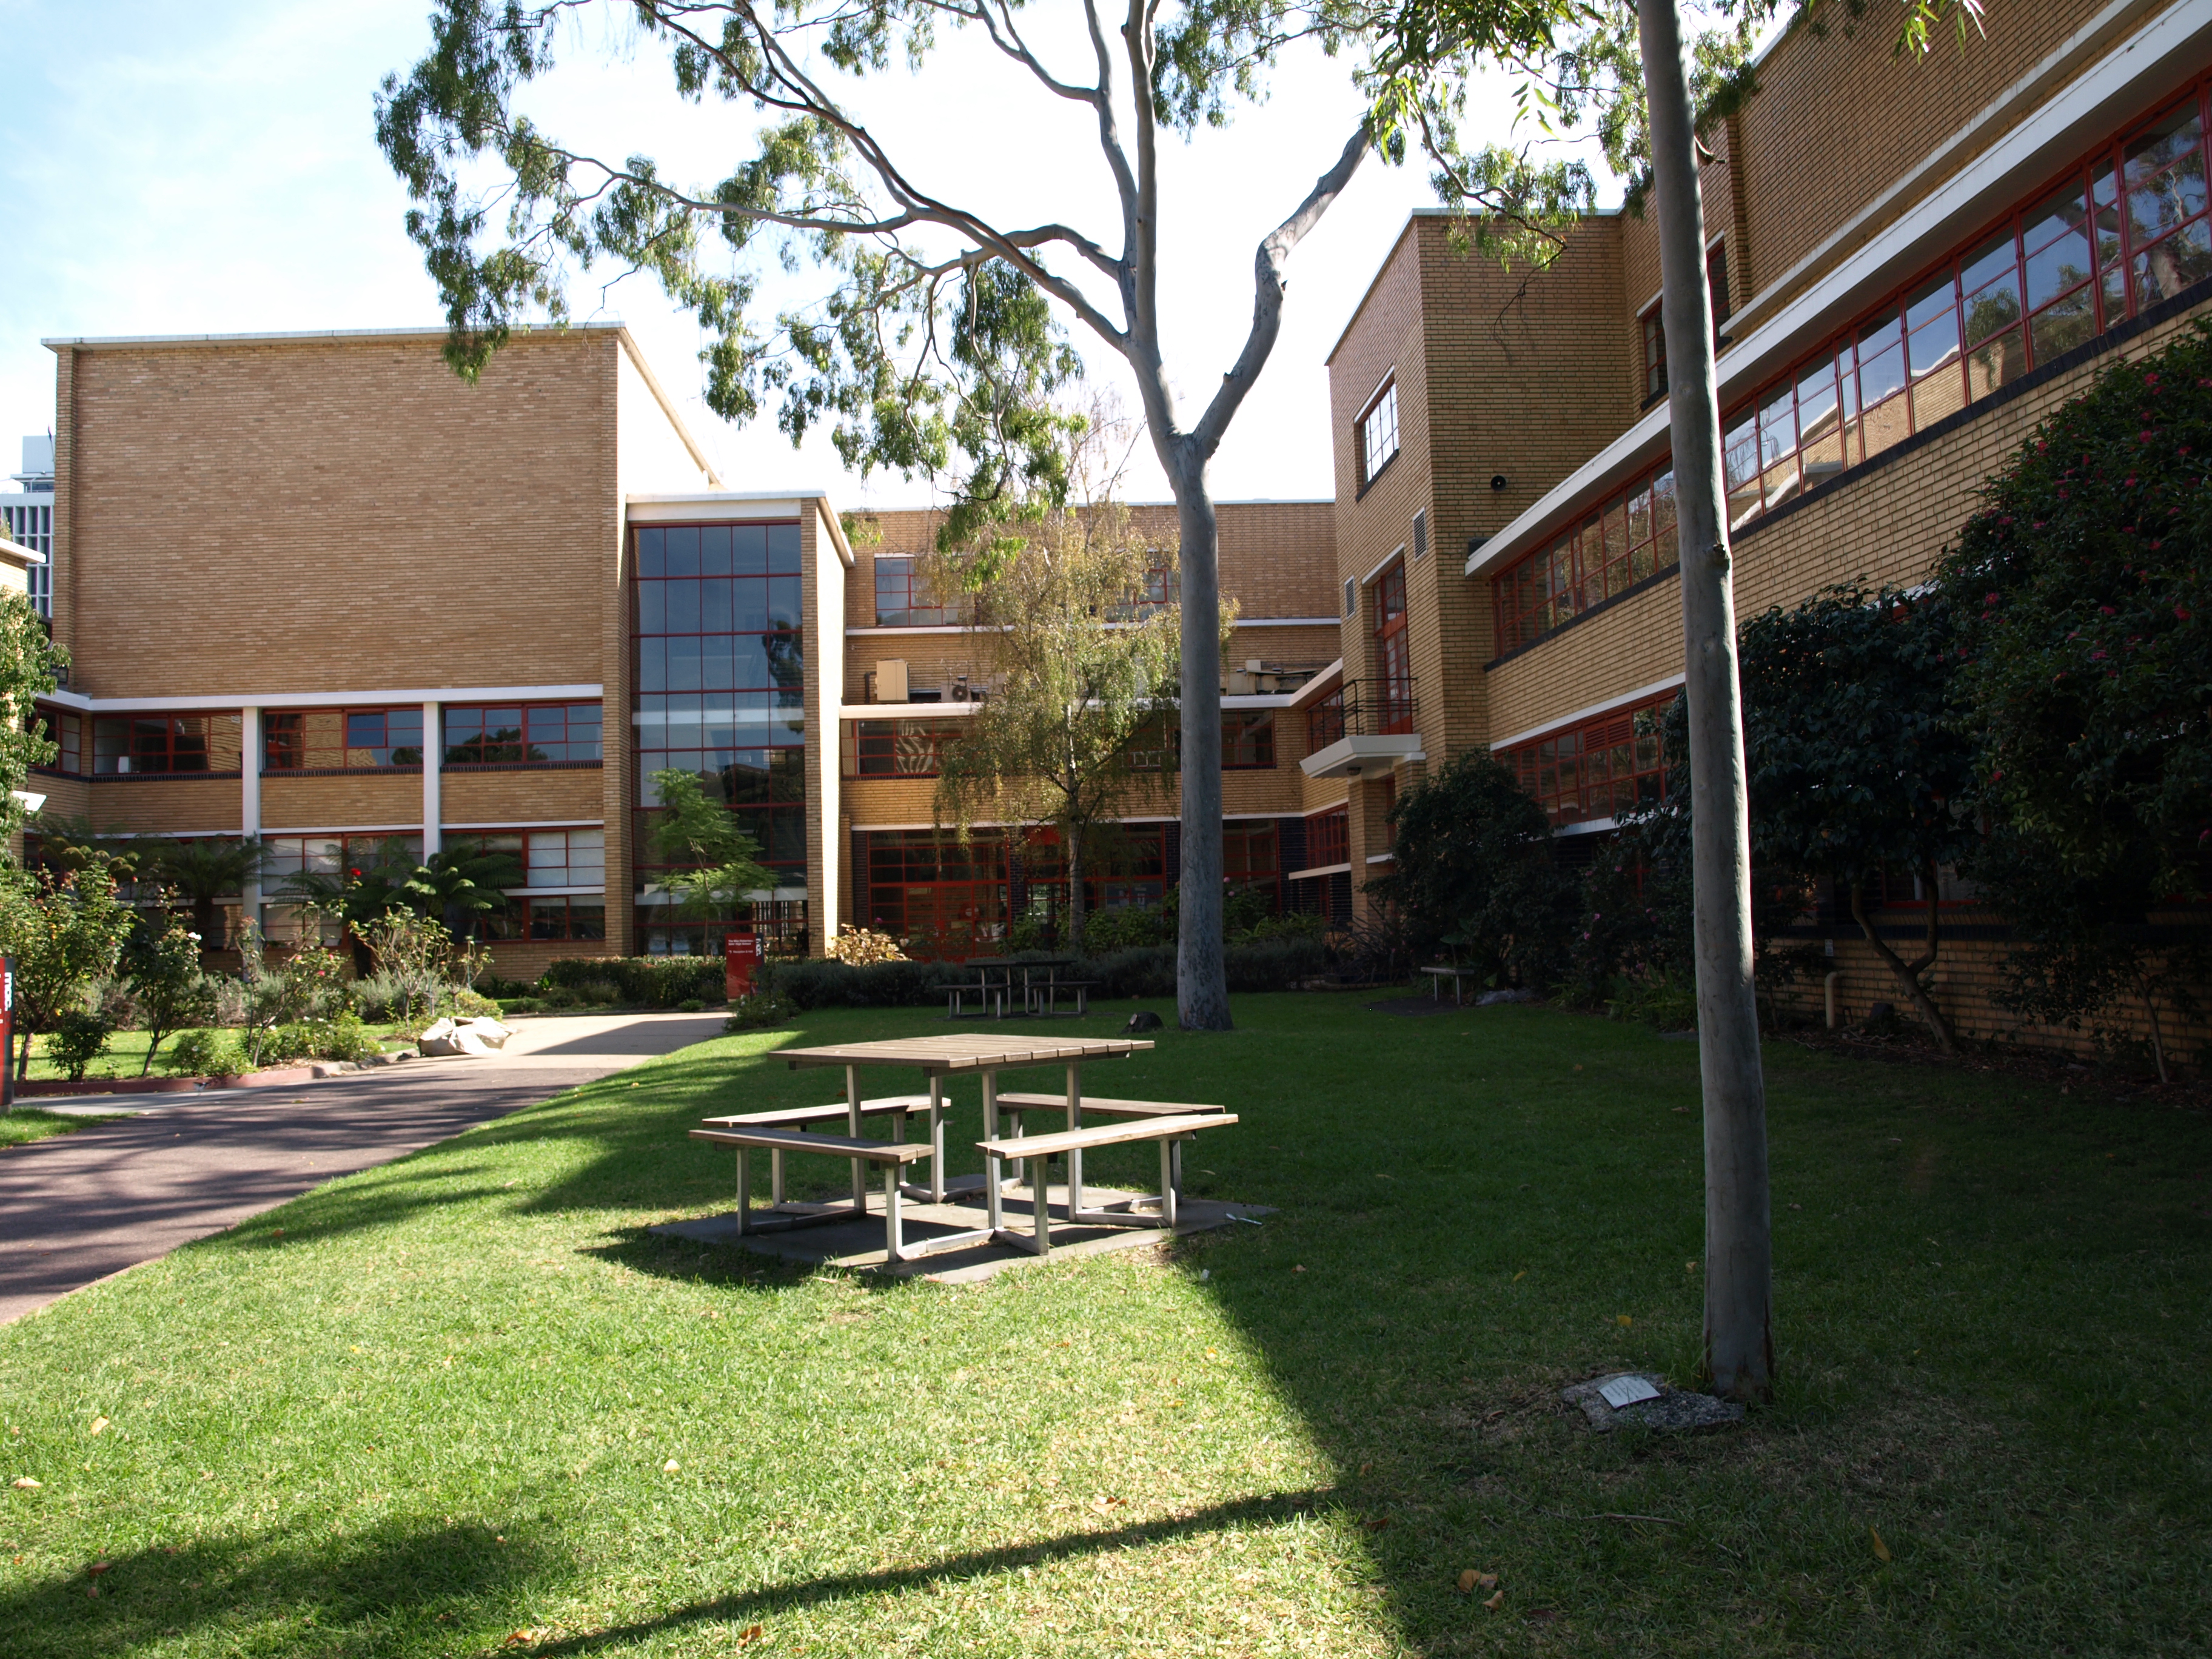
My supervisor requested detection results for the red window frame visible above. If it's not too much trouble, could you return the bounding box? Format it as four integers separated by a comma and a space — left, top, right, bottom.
1373, 561, 1414, 734
263, 706, 425, 773
442, 702, 603, 766
1492, 461, 1679, 655
865, 828, 1009, 957
845, 718, 966, 777
1505, 695, 1674, 829
1222, 712, 1276, 769
873, 555, 960, 627
1305, 805, 1350, 869
1307, 687, 1347, 749
93, 713, 241, 776
1495, 79, 2212, 655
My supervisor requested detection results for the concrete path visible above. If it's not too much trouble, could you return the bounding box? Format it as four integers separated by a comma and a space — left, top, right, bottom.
0, 1011, 728, 1326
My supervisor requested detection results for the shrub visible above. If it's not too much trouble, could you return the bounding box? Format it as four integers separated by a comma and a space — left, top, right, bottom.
725, 991, 797, 1030
759, 957, 968, 1010
543, 956, 724, 1007
825, 925, 909, 964
166, 1028, 247, 1078
298, 1012, 382, 1062
1607, 968, 1698, 1032
676, 997, 705, 1013
498, 996, 546, 1016
438, 987, 503, 1019
49, 1010, 116, 1081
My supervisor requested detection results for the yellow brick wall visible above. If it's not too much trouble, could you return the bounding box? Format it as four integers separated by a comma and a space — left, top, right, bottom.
261, 773, 423, 833
441, 769, 605, 828
52, 330, 618, 700
78, 779, 242, 836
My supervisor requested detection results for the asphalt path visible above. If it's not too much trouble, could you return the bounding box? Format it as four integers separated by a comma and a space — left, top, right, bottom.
0, 1011, 729, 1325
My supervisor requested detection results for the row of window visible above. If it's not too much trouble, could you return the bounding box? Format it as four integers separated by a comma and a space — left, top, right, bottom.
860, 822, 1281, 957
870, 552, 1178, 629
41, 703, 605, 776
1493, 76, 2212, 658
1504, 697, 1672, 830
1492, 463, 1680, 655
840, 712, 1279, 779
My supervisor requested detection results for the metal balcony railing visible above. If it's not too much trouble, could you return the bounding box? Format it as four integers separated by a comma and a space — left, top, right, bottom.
1306, 677, 1416, 749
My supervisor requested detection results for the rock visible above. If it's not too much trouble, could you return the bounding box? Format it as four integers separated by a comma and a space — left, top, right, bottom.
1560, 1371, 1744, 1434
416, 1016, 515, 1058
1125, 1011, 1164, 1033
1475, 988, 1540, 1007
307, 1062, 361, 1079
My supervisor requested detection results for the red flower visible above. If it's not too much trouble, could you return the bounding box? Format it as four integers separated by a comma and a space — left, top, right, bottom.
2179, 606, 2194, 620
2099, 606, 2117, 615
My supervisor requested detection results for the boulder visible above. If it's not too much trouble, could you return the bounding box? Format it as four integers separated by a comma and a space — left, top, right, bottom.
416, 1016, 515, 1057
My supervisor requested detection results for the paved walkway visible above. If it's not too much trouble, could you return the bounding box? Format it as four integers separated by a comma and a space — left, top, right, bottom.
0, 1011, 729, 1325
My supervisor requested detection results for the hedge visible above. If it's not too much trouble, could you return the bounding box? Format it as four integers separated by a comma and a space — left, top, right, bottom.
541, 955, 726, 1007
757, 937, 1328, 1011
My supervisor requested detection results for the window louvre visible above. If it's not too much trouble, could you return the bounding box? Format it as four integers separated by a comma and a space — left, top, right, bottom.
1412, 508, 1428, 560
1342, 577, 1356, 619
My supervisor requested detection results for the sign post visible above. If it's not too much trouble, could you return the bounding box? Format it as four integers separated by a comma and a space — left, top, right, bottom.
1, 956, 15, 1111
723, 930, 761, 1002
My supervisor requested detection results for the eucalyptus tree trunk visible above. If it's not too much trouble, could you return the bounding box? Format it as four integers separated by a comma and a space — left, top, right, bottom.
1171, 466, 1229, 1030
1638, 0, 1774, 1403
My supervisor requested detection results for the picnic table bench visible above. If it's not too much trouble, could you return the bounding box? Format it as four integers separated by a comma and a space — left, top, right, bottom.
690, 1126, 937, 1261
700, 1096, 938, 1204
977, 1112, 1238, 1254
1421, 964, 1478, 1005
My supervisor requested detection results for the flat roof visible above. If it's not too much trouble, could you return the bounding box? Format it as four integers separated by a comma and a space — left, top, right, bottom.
41, 321, 629, 350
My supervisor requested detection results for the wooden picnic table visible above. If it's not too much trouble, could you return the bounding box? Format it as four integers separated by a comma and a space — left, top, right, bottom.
777, 1033, 1153, 1247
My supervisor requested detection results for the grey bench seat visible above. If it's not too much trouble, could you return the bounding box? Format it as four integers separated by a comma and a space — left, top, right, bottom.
976, 1111, 1238, 1253
691, 1125, 936, 1261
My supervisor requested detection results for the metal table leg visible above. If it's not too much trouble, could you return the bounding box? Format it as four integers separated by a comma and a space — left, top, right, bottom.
1065, 1060, 1084, 1221
982, 1068, 1004, 1233
845, 1064, 867, 1215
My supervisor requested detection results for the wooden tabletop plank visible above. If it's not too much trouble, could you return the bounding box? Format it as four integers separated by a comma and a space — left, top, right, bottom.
778, 1034, 1155, 1072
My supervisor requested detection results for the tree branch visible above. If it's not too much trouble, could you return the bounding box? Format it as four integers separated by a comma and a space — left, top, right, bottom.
1191, 119, 1370, 455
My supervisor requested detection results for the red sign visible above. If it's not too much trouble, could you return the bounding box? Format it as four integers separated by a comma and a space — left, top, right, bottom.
1, 956, 14, 1108
724, 931, 762, 1001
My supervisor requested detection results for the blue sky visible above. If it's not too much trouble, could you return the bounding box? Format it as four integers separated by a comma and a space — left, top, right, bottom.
0, 1, 1561, 505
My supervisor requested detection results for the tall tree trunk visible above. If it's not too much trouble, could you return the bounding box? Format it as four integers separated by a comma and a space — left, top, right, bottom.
1067, 820, 1086, 954
1169, 455, 1231, 1030
1639, 0, 1774, 1404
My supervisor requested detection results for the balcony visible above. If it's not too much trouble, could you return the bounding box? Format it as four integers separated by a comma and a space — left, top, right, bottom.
1300, 679, 1420, 779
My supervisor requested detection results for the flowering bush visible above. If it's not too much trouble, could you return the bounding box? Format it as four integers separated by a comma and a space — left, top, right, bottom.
825, 925, 909, 964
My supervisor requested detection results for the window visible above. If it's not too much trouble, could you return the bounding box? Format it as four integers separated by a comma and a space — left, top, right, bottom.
1307, 686, 1346, 749
866, 828, 1008, 957
1107, 559, 1178, 621
634, 521, 808, 908
263, 833, 422, 885
93, 714, 243, 776
1, 499, 51, 619
1492, 461, 1678, 655
1373, 560, 1414, 733
33, 705, 79, 774
1358, 379, 1399, 486
1224, 822, 1281, 909
525, 897, 607, 941
264, 707, 423, 772
1223, 712, 1276, 769
1640, 241, 1731, 404
443, 702, 602, 765
873, 555, 959, 627
1304, 806, 1349, 870
1504, 697, 1674, 828
1379, 774, 1398, 852
843, 719, 966, 777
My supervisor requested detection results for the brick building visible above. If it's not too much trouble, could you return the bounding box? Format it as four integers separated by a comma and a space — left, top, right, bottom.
1321, 0, 2212, 1045
23, 0, 2212, 1047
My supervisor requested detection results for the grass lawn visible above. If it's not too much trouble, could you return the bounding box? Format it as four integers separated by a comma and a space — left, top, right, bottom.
0, 993, 2205, 1656
0, 1109, 130, 1148
20, 1027, 409, 1085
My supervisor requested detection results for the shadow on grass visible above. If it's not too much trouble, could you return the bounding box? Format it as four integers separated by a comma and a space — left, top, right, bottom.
521, 1488, 1334, 1657
1, 1514, 572, 1659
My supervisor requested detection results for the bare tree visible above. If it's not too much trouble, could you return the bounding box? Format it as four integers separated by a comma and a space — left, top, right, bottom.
377, 0, 1586, 1027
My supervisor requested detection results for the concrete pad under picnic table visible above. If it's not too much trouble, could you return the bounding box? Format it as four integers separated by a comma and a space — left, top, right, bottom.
0, 1011, 729, 1326
654, 1185, 1272, 1282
